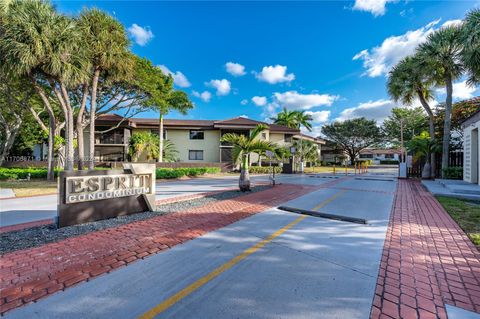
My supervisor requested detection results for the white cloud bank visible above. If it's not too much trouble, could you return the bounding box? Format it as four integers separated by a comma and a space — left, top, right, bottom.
336, 99, 396, 123
192, 90, 212, 102
306, 110, 331, 123
225, 62, 246, 77
255, 65, 295, 84
353, 19, 461, 77
251, 96, 267, 106
206, 79, 231, 96
158, 65, 191, 88
353, 0, 394, 16
127, 24, 154, 46
436, 81, 478, 100
273, 91, 338, 110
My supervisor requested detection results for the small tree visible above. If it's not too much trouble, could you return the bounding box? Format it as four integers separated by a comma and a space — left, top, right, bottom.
221, 124, 275, 191
382, 107, 429, 146
129, 132, 178, 162
321, 118, 383, 165
407, 132, 441, 179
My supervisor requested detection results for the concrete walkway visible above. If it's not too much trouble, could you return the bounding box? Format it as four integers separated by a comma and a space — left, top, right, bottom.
2, 176, 395, 318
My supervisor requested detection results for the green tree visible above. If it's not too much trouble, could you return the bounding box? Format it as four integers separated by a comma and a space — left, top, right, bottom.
382, 107, 429, 146
407, 132, 441, 179
0, 0, 88, 172
220, 124, 275, 191
293, 139, 319, 164
417, 26, 464, 177
321, 118, 383, 165
78, 8, 132, 170
387, 55, 437, 177
271, 108, 298, 128
462, 9, 480, 84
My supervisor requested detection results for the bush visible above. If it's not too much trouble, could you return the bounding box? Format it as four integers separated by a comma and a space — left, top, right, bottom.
442, 167, 463, 180
248, 166, 282, 174
355, 159, 373, 165
155, 167, 220, 179
0, 167, 59, 180
379, 160, 399, 165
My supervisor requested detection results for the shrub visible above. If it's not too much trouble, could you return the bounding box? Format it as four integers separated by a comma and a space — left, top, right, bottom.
379, 160, 399, 165
355, 159, 373, 165
0, 167, 59, 179
442, 167, 463, 180
248, 166, 282, 174
155, 167, 220, 179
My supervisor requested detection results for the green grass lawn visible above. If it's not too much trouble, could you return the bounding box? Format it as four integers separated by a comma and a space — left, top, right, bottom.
436, 196, 480, 249
0, 180, 58, 197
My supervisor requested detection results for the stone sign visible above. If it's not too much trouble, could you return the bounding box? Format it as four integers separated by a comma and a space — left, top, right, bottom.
57, 163, 156, 227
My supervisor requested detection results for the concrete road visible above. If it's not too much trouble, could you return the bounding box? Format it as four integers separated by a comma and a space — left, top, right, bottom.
4, 175, 395, 319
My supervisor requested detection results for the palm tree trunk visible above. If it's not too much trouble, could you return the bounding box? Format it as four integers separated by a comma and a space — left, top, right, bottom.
88, 68, 101, 170
239, 154, 250, 191
441, 75, 453, 178
76, 84, 89, 170
61, 84, 75, 171
417, 90, 436, 178
158, 113, 164, 162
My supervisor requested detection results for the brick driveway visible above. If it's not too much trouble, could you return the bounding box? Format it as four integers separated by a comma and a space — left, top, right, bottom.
371, 180, 480, 319
0, 183, 321, 315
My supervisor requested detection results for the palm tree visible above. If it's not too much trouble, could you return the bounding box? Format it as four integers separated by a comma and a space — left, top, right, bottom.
221, 124, 275, 191
158, 90, 193, 162
78, 8, 131, 170
0, 0, 88, 173
271, 108, 298, 128
417, 26, 463, 178
462, 9, 480, 84
407, 132, 441, 179
387, 55, 437, 177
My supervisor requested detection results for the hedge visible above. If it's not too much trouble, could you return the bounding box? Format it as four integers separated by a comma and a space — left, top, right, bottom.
155, 167, 220, 179
442, 167, 463, 180
248, 166, 282, 174
379, 160, 399, 165
0, 168, 60, 180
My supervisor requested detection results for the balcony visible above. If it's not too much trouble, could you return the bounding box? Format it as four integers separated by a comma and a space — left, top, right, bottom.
95, 128, 125, 145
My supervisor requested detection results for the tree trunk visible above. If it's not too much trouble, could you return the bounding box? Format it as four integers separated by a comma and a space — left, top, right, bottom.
158, 113, 164, 162
76, 84, 89, 170
417, 90, 436, 178
47, 118, 56, 181
239, 154, 250, 192
61, 84, 74, 171
421, 162, 431, 179
441, 75, 453, 178
88, 69, 101, 170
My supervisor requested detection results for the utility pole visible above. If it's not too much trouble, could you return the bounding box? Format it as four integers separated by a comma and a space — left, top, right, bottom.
400, 118, 405, 163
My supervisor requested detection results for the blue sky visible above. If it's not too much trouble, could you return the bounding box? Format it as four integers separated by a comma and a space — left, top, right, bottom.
55, 0, 479, 136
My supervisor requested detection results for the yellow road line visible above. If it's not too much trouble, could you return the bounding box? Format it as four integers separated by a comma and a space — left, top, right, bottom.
138, 215, 306, 319
139, 190, 345, 319
311, 190, 346, 211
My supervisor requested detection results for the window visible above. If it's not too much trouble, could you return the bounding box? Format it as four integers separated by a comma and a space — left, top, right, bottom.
261, 132, 267, 140
190, 130, 204, 140
385, 154, 394, 159
284, 134, 293, 143
359, 154, 373, 159
189, 150, 204, 160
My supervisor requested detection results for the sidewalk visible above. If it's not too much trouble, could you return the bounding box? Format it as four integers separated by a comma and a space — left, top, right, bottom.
0, 183, 323, 315
371, 180, 480, 319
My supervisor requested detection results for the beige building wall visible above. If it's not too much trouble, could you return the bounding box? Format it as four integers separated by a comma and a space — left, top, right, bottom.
166, 129, 221, 162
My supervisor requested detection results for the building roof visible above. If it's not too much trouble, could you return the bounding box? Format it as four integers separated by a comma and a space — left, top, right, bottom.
96, 114, 301, 133
459, 97, 480, 127
293, 133, 326, 144
359, 148, 402, 155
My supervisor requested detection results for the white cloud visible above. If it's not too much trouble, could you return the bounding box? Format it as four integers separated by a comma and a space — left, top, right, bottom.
255, 65, 295, 84
442, 20, 463, 28
336, 99, 396, 123
158, 65, 191, 88
305, 110, 331, 123
225, 62, 246, 77
353, 19, 445, 77
240, 99, 248, 105
192, 90, 212, 102
436, 81, 478, 100
127, 24, 154, 46
273, 91, 338, 110
239, 114, 249, 118
251, 96, 267, 106
353, 0, 394, 16
206, 79, 231, 96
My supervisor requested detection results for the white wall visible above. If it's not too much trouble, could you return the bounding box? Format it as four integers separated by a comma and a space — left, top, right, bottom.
463, 120, 480, 185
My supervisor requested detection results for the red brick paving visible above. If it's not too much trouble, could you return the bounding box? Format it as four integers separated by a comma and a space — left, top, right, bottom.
0, 182, 327, 315
371, 179, 480, 319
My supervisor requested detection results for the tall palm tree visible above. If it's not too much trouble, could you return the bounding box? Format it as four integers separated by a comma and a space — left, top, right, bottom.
417, 26, 464, 177
0, 0, 88, 173
387, 55, 437, 177
78, 8, 131, 170
221, 124, 275, 191
271, 108, 298, 128
462, 9, 480, 84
